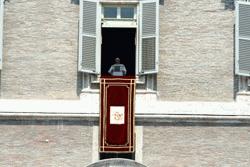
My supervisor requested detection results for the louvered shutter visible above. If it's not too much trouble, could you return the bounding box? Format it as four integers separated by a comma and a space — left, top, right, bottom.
138, 0, 159, 74
79, 0, 101, 73
0, 1, 4, 70
236, 1, 250, 76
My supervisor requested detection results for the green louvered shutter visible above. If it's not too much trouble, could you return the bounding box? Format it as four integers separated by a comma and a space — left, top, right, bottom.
138, 0, 159, 74
236, 1, 250, 76
79, 0, 101, 73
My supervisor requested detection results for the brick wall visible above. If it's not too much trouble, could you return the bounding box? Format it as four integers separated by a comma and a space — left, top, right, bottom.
143, 126, 250, 167
0, 120, 93, 167
0, 0, 235, 101
1, 0, 80, 99
157, 0, 235, 101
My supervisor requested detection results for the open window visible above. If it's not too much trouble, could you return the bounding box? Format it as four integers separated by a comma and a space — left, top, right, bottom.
78, 0, 159, 91
101, 28, 136, 76
235, 1, 250, 92
100, 4, 137, 77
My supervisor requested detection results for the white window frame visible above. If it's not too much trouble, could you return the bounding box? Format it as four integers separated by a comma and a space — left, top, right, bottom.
102, 5, 137, 20
101, 4, 137, 28
135, 4, 140, 76
101, 3, 139, 77
0, 0, 4, 70
79, 0, 159, 91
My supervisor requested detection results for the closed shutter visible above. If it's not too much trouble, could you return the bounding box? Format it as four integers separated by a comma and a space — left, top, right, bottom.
0, 0, 4, 70
79, 0, 101, 73
236, 1, 250, 76
138, 0, 159, 74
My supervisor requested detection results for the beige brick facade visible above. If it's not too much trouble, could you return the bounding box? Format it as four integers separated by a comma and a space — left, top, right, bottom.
158, 0, 235, 101
0, 1, 249, 166
1, 0, 79, 99
0, 0, 235, 101
143, 126, 250, 167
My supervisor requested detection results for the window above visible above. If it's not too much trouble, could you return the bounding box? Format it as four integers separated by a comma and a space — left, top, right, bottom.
102, 5, 136, 20
120, 7, 134, 18
103, 7, 117, 18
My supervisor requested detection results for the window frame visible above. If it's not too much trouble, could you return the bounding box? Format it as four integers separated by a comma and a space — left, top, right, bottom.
101, 5, 137, 20
79, 0, 159, 80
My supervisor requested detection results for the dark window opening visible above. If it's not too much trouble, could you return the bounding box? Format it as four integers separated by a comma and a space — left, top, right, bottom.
101, 28, 136, 76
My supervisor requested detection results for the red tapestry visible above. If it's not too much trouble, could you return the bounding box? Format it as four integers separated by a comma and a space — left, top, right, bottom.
100, 76, 135, 153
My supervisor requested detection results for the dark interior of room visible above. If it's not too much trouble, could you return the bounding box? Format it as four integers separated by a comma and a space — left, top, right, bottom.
101, 28, 136, 76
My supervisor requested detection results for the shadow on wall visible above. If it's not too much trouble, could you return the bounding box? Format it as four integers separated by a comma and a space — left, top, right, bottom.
71, 0, 79, 5
76, 72, 83, 96
221, 0, 235, 10
160, 0, 164, 5
233, 25, 238, 100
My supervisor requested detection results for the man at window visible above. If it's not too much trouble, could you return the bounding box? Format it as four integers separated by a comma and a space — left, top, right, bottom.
108, 58, 127, 76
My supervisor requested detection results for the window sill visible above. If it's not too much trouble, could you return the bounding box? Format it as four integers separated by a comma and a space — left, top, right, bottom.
81, 88, 157, 94
90, 76, 145, 85
237, 91, 250, 96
